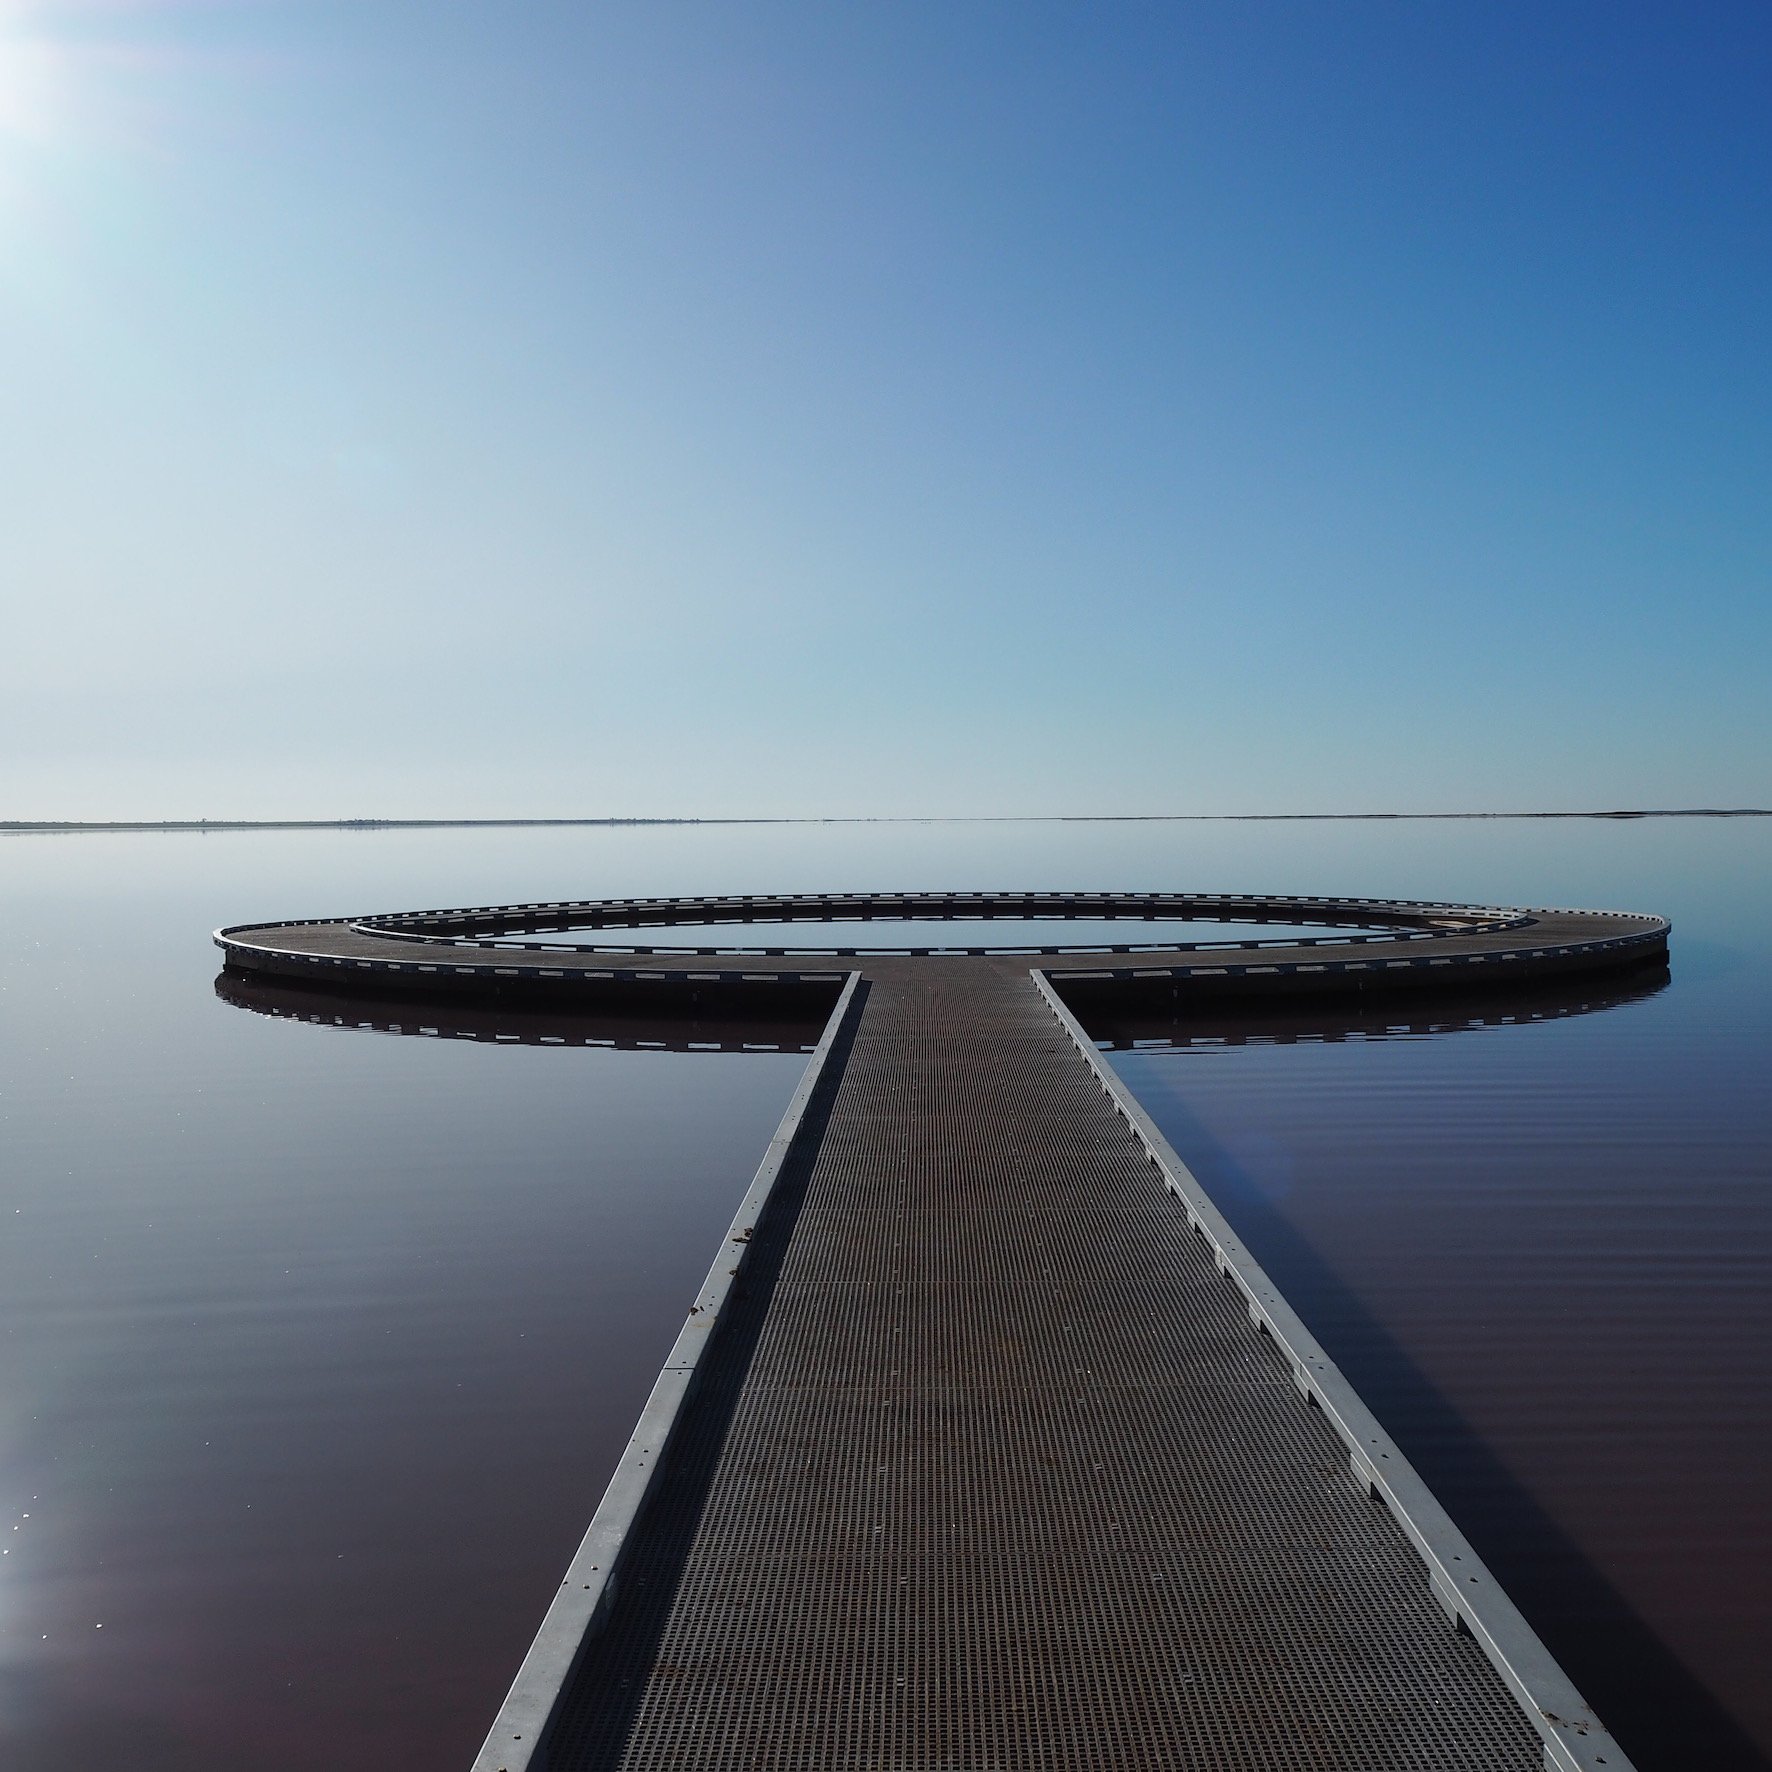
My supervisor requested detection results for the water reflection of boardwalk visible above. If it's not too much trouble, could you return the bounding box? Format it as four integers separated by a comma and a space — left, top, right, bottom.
215, 895, 1665, 1771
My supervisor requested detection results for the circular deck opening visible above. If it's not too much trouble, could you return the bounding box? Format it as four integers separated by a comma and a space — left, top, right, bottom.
483, 915, 1404, 953
354, 893, 1518, 957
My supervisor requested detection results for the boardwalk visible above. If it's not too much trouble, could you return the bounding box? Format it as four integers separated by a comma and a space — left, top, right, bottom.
214, 895, 1664, 1770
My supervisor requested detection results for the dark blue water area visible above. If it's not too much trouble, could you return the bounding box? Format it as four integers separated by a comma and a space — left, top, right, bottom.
1, 817, 1767, 1769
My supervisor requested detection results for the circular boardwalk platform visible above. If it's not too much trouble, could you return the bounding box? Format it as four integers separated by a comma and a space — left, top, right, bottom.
216, 889, 1668, 1008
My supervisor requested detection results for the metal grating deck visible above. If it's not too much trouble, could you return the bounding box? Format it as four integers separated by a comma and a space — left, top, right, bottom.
538, 963, 1543, 1771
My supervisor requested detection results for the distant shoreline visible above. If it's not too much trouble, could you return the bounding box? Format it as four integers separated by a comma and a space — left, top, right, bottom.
4, 809, 1766, 834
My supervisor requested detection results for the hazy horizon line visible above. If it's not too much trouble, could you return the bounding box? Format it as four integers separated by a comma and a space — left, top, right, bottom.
5, 808, 1768, 834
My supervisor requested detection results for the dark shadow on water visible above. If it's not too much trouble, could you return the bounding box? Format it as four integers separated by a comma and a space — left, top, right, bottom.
218, 962, 1671, 1059
213, 970, 828, 1054
1081, 964, 1670, 1049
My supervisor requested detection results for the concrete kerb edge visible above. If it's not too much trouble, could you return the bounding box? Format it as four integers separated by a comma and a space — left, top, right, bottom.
467, 970, 863, 1772
1030, 968, 1637, 1772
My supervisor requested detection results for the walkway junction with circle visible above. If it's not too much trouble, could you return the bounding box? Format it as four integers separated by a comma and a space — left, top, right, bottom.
216, 890, 1670, 1772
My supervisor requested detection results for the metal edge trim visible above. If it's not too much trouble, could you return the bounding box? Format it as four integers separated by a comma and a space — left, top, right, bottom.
466, 971, 863, 1772
1030, 967, 1635, 1772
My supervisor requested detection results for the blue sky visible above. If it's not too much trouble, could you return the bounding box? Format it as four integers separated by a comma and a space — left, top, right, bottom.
1, 1, 1766, 817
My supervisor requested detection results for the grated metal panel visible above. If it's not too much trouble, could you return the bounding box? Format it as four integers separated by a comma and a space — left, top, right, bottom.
540, 965, 1542, 1771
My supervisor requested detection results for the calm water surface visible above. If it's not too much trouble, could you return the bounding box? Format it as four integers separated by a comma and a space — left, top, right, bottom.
2, 818, 1767, 1769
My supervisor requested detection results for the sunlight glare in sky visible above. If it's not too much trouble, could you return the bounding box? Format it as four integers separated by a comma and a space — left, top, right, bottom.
0, 1, 192, 162
0, 8, 66, 146
0, 0, 214, 260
